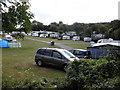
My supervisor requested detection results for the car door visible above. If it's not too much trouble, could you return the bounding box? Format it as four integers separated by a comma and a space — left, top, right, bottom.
52, 51, 64, 67
43, 49, 53, 65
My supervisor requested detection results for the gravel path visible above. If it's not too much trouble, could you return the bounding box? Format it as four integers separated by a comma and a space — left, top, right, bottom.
26, 37, 74, 50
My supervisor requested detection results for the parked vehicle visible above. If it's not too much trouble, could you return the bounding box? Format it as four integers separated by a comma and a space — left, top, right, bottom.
31, 33, 39, 37
5, 35, 14, 41
0, 31, 3, 35
66, 31, 76, 36
89, 41, 95, 46
50, 34, 58, 38
72, 36, 80, 41
39, 34, 48, 38
97, 38, 113, 43
84, 37, 92, 42
35, 48, 79, 72
62, 35, 70, 40
69, 49, 91, 59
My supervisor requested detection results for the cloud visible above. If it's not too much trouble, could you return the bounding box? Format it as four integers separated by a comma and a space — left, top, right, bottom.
33, 13, 51, 20
30, 0, 119, 25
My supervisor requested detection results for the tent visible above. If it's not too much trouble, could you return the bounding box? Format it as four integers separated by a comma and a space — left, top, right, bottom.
87, 43, 120, 59
0, 39, 9, 48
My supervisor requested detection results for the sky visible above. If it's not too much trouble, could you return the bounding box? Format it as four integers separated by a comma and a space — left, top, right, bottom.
30, 0, 120, 25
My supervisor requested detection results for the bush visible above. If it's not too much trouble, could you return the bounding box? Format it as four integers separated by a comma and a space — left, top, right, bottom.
56, 59, 120, 89
2, 78, 55, 89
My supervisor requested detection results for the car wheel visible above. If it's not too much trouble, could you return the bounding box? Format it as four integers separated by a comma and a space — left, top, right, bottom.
63, 65, 68, 72
37, 60, 43, 67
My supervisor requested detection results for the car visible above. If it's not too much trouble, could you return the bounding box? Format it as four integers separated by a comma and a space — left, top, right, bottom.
35, 48, 79, 72
69, 49, 91, 59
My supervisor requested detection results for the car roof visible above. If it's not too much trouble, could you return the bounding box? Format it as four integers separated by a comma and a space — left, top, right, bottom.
38, 47, 66, 51
69, 49, 88, 52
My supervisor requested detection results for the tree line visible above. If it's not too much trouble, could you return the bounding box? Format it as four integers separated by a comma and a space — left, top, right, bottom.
1, 0, 120, 40
32, 20, 120, 40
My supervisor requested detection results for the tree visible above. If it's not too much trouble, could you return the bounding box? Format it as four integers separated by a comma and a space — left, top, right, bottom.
71, 23, 86, 39
58, 23, 70, 33
2, 0, 33, 35
48, 22, 58, 32
32, 20, 44, 31
105, 20, 120, 40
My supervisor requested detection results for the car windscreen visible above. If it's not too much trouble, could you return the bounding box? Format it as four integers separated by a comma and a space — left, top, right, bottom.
61, 50, 76, 58
84, 51, 90, 56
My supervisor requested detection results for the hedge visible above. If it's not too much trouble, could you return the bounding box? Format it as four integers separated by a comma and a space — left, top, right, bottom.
56, 58, 120, 89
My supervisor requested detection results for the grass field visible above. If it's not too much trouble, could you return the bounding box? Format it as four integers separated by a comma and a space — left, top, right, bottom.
27, 36, 89, 49
64, 43, 89, 49
2, 36, 90, 87
2, 38, 66, 86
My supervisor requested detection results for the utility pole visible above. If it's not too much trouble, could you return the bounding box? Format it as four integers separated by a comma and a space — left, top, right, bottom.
118, 2, 120, 45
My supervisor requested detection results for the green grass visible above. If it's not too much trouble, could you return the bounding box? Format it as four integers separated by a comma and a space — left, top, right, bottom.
26, 36, 89, 49
2, 36, 90, 88
2, 39, 66, 85
27, 36, 55, 42
64, 43, 89, 49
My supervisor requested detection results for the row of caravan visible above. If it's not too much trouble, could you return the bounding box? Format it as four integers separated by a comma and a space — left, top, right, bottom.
31, 32, 92, 41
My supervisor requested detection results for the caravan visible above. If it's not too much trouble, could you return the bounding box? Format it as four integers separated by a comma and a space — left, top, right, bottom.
72, 36, 80, 41
97, 38, 113, 43
5, 35, 14, 41
62, 35, 70, 40
84, 37, 92, 42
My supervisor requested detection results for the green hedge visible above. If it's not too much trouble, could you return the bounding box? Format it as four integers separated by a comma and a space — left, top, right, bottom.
56, 59, 120, 89
2, 78, 55, 89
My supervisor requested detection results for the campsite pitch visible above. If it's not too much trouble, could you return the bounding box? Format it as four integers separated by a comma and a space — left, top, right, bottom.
2, 39, 66, 87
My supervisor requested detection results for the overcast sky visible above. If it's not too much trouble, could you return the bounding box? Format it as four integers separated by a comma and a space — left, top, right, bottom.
30, 0, 120, 25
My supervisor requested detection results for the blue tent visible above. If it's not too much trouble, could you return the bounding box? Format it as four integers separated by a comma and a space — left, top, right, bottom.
0, 39, 9, 48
